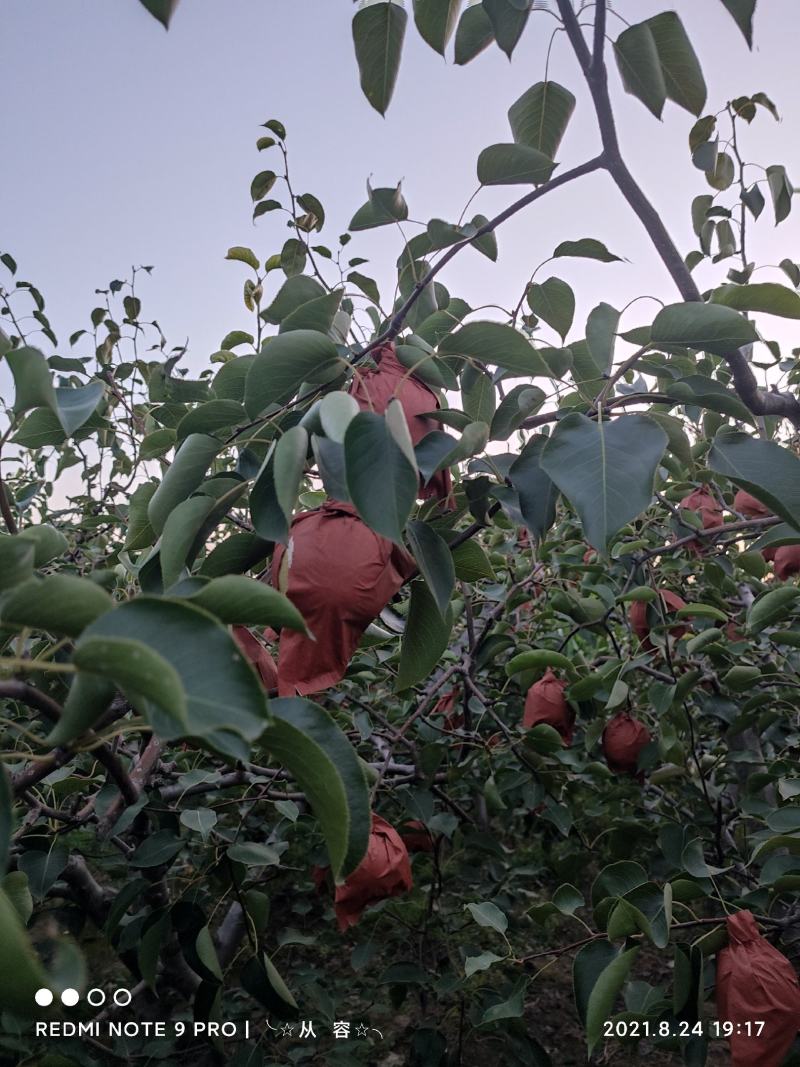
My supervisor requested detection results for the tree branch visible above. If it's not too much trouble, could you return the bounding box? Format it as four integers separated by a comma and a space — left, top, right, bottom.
555, 0, 800, 428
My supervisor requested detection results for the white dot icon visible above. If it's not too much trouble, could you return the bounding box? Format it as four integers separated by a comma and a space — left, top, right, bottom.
35, 989, 53, 1007
61, 989, 80, 1007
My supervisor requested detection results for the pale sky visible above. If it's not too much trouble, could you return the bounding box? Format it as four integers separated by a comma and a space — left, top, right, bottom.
4, 0, 800, 382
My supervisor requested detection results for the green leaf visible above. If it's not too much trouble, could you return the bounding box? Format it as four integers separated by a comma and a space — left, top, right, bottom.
451, 540, 496, 581
245, 331, 340, 415
586, 302, 620, 377
130, 830, 183, 868
406, 520, 455, 617
2, 872, 32, 925
439, 320, 551, 377
185, 575, 307, 633
140, 427, 176, 459
667, 375, 755, 424
1, 575, 112, 637
490, 384, 545, 440
250, 170, 277, 202
261, 697, 371, 880
53, 381, 105, 436
708, 431, 800, 530
480, 977, 527, 1024
225, 246, 259, 271
227, 842, 283, 867
508, 81, 576, 160
147, 434, 221, 536
461, 365, 496, 424
16, 524, 68, 567
719, 0, 756, 47
746, 586, 800, 634
540, 413, 667, 553
396, 579, 454, 691
273, 426, 308, 524
509, 435, 559, 542
159, 495, 217, 589
651, 302, 759, 355
465, 900, 508, 935
47, 674, 115, 747
477, 143, 556, 186
552, 238, 622, 263
349, 183, 409, 231
180, 808, 218, 840
0, 768, 12, 876
348, 271, 381, 306
413, 0, 461, 53
344, 411, 418, 544
0, 886, 48, 1016
586, 947, 639, 1053
125, 482, 158, 552
710, 282, 800, 319
352, 0, 408, 115
7, 345, 56, 415
0, 536, 35, 592
767, 165, 793, 224
280, 238, 307, 278
71, 598, 269, 759
262, 276, 326, 325
482, 0, 529, 58
645, 12, 707, 117
176, 400, 246, 442
138, 0, 180, 28
319, 391, 360, 443
614, 22, 666, 118
465, 951, 506, 977
241, 952, 298, 1019
454, 0, 494, 64
468, 214, 498, 261
250, 456, 289, 544
573, 940, 619, 1027
527, 277, 575, 341
200, 532, 272, 578
73, 637, 189, 731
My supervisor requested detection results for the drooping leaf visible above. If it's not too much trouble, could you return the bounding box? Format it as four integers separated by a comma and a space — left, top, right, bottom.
147, 434, 221, 536
413, 0, 461, 53
708, 431, 800, 530
766, 165, 793, 224
614, 22, 666, 119
406, 520, 455, 617
477, 143, 556, 186
396, 579, 454, 691
719, 0, 756, 47
344, 411, 418, 544
352, 0, 408, 115
137, 0, 180, 28
540, 413, 667, 553
454, 0, 494, 64
482, 0, 529, 58
585, 946, 640, 1053
509, 435, 559, 542
261, 697, 371, 880
508, 81, 576, 160
645, 12, 707, 117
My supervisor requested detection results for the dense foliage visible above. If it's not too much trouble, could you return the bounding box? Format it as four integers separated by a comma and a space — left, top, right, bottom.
3, 1, 800, 1064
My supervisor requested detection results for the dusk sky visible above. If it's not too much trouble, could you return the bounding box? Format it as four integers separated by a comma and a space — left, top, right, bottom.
4, 0, 800, 376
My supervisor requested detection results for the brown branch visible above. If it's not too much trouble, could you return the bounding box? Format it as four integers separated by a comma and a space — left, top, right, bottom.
96, 736, 163, 838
